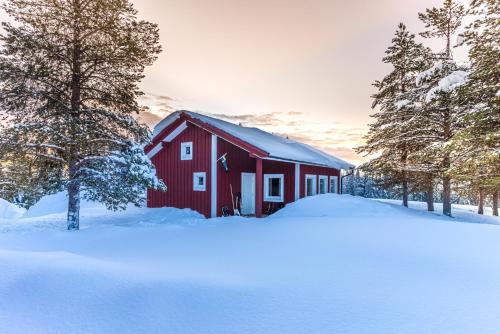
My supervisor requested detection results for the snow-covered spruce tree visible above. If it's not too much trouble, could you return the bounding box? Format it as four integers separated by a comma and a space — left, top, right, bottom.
412, 0, 467, 216
0, 152, 63, 208
0, 0, 166, 229
356, 23, 431, 207
449, 0, 499, 216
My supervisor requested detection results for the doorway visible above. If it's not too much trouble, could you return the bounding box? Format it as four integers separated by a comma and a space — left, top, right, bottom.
241, 173, 256, 215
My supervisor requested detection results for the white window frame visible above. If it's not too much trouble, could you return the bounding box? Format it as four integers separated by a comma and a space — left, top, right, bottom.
305, 174, 317, 197
329, 176, 339, 194
193, 172, 206, 191
263, 174, 285, 202
181, 142, 193, 160
319, 175, 328, 194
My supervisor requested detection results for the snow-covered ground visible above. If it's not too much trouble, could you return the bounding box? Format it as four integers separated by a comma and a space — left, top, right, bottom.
375, 198, 499, 225
1, 194, 499, 334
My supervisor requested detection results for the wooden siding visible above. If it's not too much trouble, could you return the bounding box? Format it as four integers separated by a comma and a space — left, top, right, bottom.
262, 159, 296, 213
148, 123, 212, 217
216, 138, 256, 215
299, 164, 341, 197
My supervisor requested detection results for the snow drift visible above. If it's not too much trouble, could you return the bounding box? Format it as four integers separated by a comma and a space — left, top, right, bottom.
0, 194, 499, 334
0, 198, 25, 220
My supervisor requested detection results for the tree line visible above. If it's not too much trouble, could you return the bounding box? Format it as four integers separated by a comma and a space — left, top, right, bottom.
356, 0, 499, 217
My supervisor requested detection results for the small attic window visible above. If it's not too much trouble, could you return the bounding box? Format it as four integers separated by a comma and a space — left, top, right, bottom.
181, 142, 193, 160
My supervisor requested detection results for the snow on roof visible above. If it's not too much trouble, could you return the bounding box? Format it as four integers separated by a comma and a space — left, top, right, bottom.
153, 110, 355, 170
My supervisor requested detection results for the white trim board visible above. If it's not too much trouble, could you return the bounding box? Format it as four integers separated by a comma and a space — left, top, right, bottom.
164, 121, 188, 142
211, 135, 218, 218
294, 163, 300, 201
147, 143, 163, 159
147, 121, 189, 159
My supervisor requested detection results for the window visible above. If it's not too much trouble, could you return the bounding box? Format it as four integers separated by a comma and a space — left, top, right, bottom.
329, 176, 339, 194
319, 175, 328, 194
305, 174, 317, 196
181, 142, 193, 160
263, 174, 284, 202
193, 172, 206, 191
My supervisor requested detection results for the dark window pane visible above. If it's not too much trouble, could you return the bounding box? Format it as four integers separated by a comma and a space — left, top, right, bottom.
186, 146, 191, 155
268, 178, 281, 196
198, 176, 204, 186
306, 179, 313, 196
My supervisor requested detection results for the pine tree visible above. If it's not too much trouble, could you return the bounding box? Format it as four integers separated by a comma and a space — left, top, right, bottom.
418, 0, 465, 59
0, 0, 166, 229
0, 154, 63, 208
356, 23, 431, 207
450, 0, 500, 216
411, 0, 466, 216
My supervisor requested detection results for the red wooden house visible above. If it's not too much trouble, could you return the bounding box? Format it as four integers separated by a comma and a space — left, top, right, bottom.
145, 110, 354, 218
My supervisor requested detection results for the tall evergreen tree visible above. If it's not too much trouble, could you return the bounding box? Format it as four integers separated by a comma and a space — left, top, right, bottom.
357, 23, 431, 207
0, 0, 166, 229
411, 0, 466, 216
450, 0, 500, 216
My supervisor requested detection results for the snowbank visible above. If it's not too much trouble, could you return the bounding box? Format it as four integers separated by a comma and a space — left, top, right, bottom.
1, 195, 500, 333
375, 198, 499, 225
23, 192, 108, 218
271, 193, 397, 218
1, 191, 203, 232
0, 198, 25, 220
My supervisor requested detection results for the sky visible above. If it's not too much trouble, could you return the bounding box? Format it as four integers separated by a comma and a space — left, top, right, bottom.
132, 0, 469, 165
0, 0, 469, 165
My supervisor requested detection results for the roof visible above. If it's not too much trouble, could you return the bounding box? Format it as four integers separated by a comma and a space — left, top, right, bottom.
152, 110, 355, 170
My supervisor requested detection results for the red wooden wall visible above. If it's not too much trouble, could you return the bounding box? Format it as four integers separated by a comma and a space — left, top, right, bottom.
216, 138, 256, 215
148, 123, 212, 217
299, 165, 341, 198
261, 160, 296, 213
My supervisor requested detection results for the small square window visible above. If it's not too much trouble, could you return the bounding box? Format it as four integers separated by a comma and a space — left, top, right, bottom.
193, 172, 206, 191
264, 174, 284, 202
319, 175, 328, 194
329, 176, 338, 194
305, 175, 317, 196
181, 142, 193, 160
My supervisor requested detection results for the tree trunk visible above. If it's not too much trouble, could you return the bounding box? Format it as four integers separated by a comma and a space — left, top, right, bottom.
67, 178, 80, 230
492, 190, 498, 217
402, 179, 409, 207
67, 0, 82, 230
442, 105, 452, 217
402, 150, 408, 208
442, 174, 452, 216
426, 175, 434, 212
477, 187, 485, 215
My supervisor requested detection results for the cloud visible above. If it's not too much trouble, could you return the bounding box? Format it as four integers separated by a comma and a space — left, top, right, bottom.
137, 110, 164, 128
137, 93, 178, 129
204, 111, 304, 128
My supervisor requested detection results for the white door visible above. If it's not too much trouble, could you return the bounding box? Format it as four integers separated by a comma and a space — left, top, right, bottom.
241, 173, 256, 215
